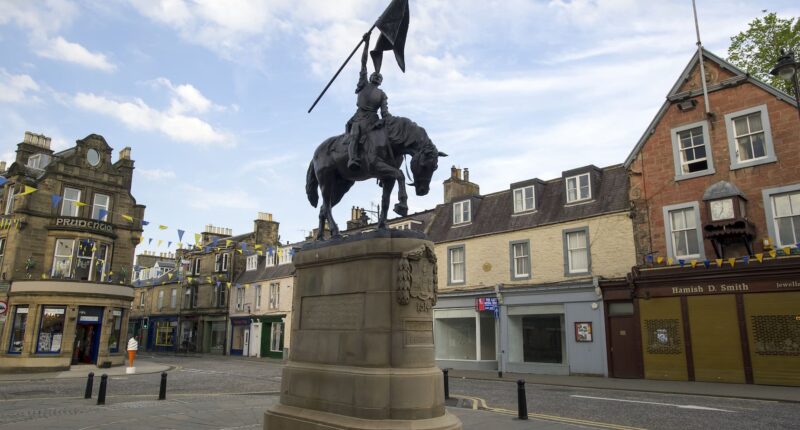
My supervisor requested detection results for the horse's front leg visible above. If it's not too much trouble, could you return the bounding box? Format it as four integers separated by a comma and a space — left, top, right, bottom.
393, 170, 409, 217
378, 177, 395, 229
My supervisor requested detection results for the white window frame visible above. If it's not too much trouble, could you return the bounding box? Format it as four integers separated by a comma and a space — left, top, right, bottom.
52, 238, 75, 278
246, 254, 258, 271
269, 283, 280, 310
4, 186, 14, 215
762, 184, 800, 249
670, 120, 715, 181
565, 173, 591, 203
139, 291, 145, 307
221, 253, 229, 271
157, 290, 164, 310
61, 187, 82, 217
453, 200, 471, 225
447, 245, 465, 285
725, 104, 776, 170
214, 254, 221, 272
509, 240, 531, 280
192, 258, 200, 275
513, 186, 535, 213
270, 322, 282, 352
563, 227, 591, 275
235, 286, 244, 311
255, 284, 262, 309
91, 193, 110, 221
170, 288, 177, 308
663, 202, 704, 260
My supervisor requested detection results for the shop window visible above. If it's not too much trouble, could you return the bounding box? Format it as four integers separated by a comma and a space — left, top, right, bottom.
434, 317, 476, 360
480, 314, 496, 359
270, 322, 283, 352
210, 322, 226, 350
8, 306, 29, 353
36, 306, 66, 354
750, 315, 800, 356
644, 319, 682, 355
155, 321, 174, 346
108, 309, 123, 353
522, 314, 564, 363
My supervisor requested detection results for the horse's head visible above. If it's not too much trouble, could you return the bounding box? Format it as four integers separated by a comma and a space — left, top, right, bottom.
409, 138, 447, 196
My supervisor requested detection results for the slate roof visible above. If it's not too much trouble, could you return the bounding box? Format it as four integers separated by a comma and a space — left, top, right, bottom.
235, 260, 295, 285
426, 164, 629, 243
133, 270, 179, 287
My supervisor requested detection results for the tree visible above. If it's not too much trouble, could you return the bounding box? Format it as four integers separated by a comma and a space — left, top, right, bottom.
727, 11, 800, 94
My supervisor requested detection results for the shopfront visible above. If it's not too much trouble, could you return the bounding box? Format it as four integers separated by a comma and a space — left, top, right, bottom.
605, 258, 800, 386
256, 315, 285, 359
147, 316, 178, 352
229, 317, 251, 356
434, 282, 607, 376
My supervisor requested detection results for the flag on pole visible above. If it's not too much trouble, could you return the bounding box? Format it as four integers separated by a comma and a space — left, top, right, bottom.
370, 0, 409, 73
17, 185, 37, 197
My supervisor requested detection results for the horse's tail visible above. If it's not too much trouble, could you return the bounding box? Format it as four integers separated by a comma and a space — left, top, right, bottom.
305, 161, 319, 208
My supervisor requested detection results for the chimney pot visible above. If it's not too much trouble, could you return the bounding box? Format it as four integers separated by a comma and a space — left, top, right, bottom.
464, 168, 470, 182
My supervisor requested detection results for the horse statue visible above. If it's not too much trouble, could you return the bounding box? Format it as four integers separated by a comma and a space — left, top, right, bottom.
306, 116, 447, 240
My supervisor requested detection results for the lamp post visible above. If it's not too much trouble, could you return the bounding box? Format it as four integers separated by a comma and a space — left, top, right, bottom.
770, 49, 800, 122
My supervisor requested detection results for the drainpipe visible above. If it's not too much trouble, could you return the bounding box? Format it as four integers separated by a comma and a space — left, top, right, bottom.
494, 283, 505, 377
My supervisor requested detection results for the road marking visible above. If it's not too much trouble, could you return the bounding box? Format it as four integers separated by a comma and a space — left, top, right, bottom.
451, 394, 646, 430
571, 395, 735, 412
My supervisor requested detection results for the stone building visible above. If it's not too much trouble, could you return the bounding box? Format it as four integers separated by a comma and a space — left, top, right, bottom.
129, 251, 178, 352
0, 132, 144, 371
428, 166, 636, 375
229, 243, 299, 359
177, 213, 280, 354
603, 49, 800, 385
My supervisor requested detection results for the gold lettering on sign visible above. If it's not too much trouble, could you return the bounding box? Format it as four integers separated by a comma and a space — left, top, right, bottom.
672, 286, 704, 295
776, 281, 800, 289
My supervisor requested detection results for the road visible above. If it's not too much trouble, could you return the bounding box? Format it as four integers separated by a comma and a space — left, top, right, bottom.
447, 376, 798, 430
0, 354, 797, 429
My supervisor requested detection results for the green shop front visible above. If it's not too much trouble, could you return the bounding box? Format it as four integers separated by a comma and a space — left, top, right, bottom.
253, 315, 285, 359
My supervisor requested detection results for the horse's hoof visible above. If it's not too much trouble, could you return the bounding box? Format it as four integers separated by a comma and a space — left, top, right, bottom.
394, 204, 408, 217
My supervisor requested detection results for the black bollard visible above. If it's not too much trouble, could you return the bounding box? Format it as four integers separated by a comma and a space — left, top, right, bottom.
158, 371, 167, 400
516, 379, 528, 420
97, 374, 108, 405
84, 372, 94, 399
443, 368, 450, 400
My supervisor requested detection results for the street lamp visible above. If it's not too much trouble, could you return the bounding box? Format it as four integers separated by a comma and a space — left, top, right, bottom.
770, 49, 800, 121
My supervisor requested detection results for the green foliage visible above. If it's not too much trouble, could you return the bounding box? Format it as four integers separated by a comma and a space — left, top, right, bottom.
727, 11, 800, 94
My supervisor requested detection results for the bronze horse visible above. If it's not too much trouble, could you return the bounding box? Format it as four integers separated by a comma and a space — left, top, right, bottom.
306, 116, 446, 240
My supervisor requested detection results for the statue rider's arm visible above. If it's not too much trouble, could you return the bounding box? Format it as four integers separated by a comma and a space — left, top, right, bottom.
356, 32, 370, 92
380, 93, 391, 119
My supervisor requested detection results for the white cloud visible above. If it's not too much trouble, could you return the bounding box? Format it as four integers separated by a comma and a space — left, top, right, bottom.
73, 92, 233, 147
181, 184, 259, 210
0, 69, 40, 103
153, 77, 216, 114
36, 36, 116, 71
241, 154, 296, 173
137, 168, 177, 181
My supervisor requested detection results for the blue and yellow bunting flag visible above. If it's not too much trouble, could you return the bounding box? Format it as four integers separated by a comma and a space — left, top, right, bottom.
769, 250, 777, 259
159, 225, 168, 230
715, 258, 723, 267
743, 255, 750, 264
17, 185, 37, 197
783, 247, 791, 256
690, 260, 698, 268
728, 257, 736, 267
756, 253, 764, 263
667, 258, 673, 266
122, 214, 134, 222
74, 201, 87, 207
51, 194, 62, 208
177, 229, 185, 241
226, 239, 232, 247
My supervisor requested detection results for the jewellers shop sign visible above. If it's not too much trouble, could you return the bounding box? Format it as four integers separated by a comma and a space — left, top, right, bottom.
55, 217, 113, 234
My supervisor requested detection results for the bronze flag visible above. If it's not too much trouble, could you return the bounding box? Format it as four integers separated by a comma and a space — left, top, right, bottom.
370, 0, 409, 73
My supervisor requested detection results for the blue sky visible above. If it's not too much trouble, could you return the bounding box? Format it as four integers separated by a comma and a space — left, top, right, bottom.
1, 1, 798, 252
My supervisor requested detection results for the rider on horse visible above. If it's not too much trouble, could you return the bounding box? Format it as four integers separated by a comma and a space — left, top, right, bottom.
347, 31, 392, 171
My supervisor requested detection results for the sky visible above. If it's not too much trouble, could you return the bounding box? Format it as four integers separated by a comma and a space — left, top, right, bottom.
1, 0, 798, 253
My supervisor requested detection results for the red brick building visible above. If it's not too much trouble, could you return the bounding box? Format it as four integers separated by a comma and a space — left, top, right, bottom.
601, 49, 800, 386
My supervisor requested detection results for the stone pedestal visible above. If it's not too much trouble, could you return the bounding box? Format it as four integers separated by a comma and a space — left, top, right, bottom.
264, 231, 461, 430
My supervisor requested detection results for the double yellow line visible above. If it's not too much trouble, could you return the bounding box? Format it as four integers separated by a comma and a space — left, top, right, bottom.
453, 395, 646, 430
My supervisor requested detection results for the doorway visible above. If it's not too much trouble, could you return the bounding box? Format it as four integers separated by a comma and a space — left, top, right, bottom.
72, 306, 104, 365
607, 301, 643, 379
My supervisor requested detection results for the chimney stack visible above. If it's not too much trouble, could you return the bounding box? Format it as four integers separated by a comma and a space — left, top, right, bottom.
119, 147, 131, 160
443, 166, 480, 204
254, 211, 279, 246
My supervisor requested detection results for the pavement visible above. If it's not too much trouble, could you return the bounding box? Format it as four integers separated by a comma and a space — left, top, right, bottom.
446, 369, 800, 403
0, 361, 171, 381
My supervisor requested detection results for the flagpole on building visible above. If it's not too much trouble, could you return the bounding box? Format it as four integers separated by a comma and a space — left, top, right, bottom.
692, 0, 711, 115
307, 24, 377, 114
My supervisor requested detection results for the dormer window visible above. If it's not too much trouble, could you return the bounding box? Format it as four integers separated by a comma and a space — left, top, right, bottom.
27, 153, 50, 170
453, 200, 471, 224
246, 254, 258, 271
513, 186, 535, 213
566, 173, 590, 203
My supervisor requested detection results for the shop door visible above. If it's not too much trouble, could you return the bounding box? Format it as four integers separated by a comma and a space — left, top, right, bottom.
609, 316, 643, 378
72, 307, 103, 364
688, 295, 745, 383
243, 329, 250, 356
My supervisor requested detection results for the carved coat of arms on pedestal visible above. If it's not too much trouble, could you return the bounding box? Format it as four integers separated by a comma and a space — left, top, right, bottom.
397, 244, 438, 312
